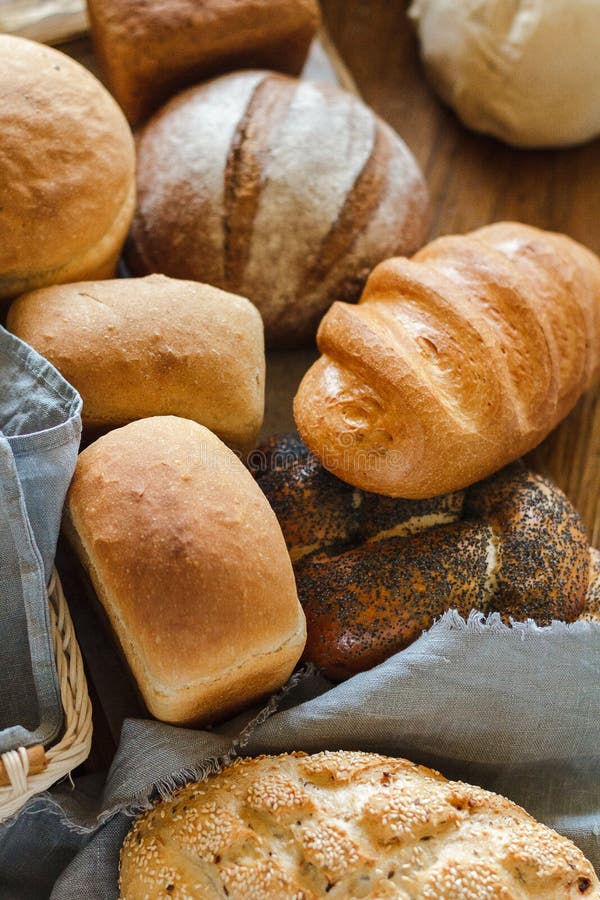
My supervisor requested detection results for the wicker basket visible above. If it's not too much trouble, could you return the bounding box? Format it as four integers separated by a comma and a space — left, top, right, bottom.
0, 569, 92, 822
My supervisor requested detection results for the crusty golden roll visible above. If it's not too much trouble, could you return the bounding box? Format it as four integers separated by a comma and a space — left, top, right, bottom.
294, 222, 600, 497
126, 71, 429, 347
0, 35, 135, 301
8, 275, 264, 451
87, 0, 320, 125
64, 417, 306, 725
119, 751, 600, 899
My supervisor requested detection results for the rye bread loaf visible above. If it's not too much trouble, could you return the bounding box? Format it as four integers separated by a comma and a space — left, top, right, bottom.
119, 751, 600, 899
127, 71, 429, 347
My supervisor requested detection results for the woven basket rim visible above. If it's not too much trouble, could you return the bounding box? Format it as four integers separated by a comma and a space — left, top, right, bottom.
0, 567, 92, 821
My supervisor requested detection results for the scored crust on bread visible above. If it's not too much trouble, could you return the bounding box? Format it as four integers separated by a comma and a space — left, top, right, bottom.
119, 750, 600, 899
127, 71, 429, 347
294, 222, 600, 497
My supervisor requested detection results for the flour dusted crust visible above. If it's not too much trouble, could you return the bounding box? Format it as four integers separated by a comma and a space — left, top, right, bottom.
409, 0, 600, 148
119, 751, 599, 899
127, 71, 429, 347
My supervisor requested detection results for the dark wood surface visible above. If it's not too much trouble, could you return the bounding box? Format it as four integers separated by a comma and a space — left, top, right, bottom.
320, 0, 600, 545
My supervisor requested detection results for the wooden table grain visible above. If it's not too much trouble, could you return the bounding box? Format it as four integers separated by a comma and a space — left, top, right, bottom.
321, 0, 600, 545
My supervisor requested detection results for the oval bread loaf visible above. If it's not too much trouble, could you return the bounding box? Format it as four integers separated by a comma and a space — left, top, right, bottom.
64, 416, 306, 725
119, 750, 600, 899
127, 71, 429, 347
294, 222, 600, 497
8, 275, 265, 451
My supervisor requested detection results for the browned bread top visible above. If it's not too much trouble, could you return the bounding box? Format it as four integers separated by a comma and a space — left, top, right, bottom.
294, 222, 600, 496
88, 0, 321, 124
127, 71, 429, 347
65, 417, 306, 725
119, 751, 600, 899
0, 35, 135, 300
8, 275, 265, 450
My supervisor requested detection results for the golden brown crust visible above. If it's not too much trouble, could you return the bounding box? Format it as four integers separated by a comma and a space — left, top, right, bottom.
0, 35, 135, 301
8, 275, 265, 451
88, 0, 320, 125
127, 71, 429, 347
119, 751, 600, 899
65, 417, 306, 725
294, 222, 600, 496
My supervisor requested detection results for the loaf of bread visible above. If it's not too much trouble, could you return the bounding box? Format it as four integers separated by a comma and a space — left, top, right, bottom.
119, 750, 600, 899
0, 35, 135, 301
294, 222, 600, 497
8, 275, 264, 450
409, 0, 600, 148
64, 417, 306, 725
126, 71, 429, 347
87, 0, 320, 125
255, 437, 590, 679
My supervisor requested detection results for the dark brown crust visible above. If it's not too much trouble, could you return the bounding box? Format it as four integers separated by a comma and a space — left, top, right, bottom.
223, 74, 293, 293
465, 464, 589, 623
254, 437, 590, 681
297, 521, 491, 680
253, 433, 464, 560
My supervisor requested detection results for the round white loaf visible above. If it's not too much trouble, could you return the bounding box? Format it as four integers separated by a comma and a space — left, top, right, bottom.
409, 0, 600, 148
127, 71, 429, 347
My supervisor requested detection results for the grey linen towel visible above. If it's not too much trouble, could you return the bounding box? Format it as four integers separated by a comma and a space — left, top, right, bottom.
0, 326, 81, 753
0, 612, 598, 898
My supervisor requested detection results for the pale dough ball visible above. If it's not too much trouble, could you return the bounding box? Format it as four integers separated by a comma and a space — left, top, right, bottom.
409, 0, 600, 147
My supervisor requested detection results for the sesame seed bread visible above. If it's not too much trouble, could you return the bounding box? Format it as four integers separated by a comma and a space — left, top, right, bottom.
126, 71, 429, 347
7, 274, 265, 451
0, 35, 135, 301
119, 750, 600, 899
64, 417, 306, 725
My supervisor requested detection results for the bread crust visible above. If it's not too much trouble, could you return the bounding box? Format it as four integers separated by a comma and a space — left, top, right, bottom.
119, 750, 600, 899
127, 71, 429, 347
88, 0, 320, 125
0, 35, 135, 301
294, 222, 600, 497
8, 275, 265, 451
64, 417, 306, 725
255, 439, 590, 680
